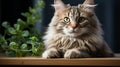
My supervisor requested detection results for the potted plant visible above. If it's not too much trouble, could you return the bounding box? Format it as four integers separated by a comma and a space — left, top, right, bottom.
0, 0, 45, 57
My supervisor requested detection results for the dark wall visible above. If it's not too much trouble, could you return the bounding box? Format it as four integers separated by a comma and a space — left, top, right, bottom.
113, 0, 120, 53
0, 0, 1, 19
0, 0, 1, 31
1, 0, 33, 23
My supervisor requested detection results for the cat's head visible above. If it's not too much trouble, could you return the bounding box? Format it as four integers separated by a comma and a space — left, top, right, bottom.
50, 0, 102, 37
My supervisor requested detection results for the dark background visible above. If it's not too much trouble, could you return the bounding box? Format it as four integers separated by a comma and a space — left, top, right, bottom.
0, 0, 120, 53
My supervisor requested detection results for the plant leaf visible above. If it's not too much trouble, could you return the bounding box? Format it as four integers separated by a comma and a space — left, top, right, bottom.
2, 21, 10, 28
6, 51, 16, 57
14, 24, 20, 31
27, 16, 35, 24
8, 27, 16, 35
9, 42, 19, 50
22, 31, 29, 37
32, 47, 37, 53
30, 36, 38, 42
20, 44, 27, 50
17, 19, 26, 29
0, 35, 8, 50
29, 7, 36, 14
21, 12, 31, 18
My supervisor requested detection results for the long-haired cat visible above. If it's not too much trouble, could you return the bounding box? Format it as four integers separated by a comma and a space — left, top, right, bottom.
42, 0, 114, 58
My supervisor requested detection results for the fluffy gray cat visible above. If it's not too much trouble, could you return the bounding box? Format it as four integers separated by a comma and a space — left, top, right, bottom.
42, 0, 114, 58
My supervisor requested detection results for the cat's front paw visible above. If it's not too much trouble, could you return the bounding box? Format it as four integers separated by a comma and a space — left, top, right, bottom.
42, 48, 60, 59
64, 49, 81, 58
64, 49, 90, 58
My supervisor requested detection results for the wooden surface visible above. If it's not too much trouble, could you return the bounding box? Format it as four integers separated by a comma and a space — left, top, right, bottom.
0, 54, 120, 66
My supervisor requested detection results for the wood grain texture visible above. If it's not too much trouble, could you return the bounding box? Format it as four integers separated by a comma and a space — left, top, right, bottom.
0, 54, 120, 66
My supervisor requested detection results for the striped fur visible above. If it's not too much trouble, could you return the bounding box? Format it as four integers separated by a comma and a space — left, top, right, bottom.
42, 0, 114, 58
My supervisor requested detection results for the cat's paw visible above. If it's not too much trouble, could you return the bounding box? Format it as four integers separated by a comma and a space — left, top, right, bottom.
42, 48, 60, 59
64, 49, 81, 58
64, 49, 90, 58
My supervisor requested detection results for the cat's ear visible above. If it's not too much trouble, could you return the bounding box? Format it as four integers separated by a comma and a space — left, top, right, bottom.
52, 0, 66, 12
83, 0, 96, 13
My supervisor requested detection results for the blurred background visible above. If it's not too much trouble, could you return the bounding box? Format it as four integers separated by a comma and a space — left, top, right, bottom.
0, 0, 120, 53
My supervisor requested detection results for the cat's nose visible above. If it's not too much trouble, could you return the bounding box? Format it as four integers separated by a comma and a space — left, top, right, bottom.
70, 22, 77, 29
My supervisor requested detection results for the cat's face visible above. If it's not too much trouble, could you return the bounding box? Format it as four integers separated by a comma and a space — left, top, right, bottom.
51, 0, 98, 37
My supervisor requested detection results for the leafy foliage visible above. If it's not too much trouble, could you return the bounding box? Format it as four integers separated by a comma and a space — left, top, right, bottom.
0, 0, 45, 57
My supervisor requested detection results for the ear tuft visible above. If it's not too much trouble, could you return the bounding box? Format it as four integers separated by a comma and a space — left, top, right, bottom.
82, 0, 97, 13
53, 0, 66, 11
83, 0, 94, 5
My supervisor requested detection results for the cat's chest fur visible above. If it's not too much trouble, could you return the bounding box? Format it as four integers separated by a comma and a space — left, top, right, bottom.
44, 33, 100, 52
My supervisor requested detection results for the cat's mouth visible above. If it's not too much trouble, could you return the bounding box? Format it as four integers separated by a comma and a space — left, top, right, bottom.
63, 29, 79, 37
63, 26, 81, 37
68, 27, 80, 33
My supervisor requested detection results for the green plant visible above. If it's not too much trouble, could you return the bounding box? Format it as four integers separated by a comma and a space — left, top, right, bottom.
0, 0, 45, 57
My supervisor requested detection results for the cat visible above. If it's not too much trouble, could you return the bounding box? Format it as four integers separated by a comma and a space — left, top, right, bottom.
42, 0, 114, 58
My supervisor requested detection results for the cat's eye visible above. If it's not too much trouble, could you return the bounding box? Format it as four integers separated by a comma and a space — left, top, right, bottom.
64, 17, 70, 23
79, 17, 86, 22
